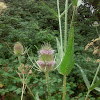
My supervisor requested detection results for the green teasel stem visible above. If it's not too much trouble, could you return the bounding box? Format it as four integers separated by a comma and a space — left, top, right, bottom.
18, 56, 21, 65
85, 90, 90, 100
57, 0, 63, 59
85, 63, 100, 100
26, 84, 36, 100
18, 56, 24, 100
62, 74, 67, 100
45, 71, 51, 100
64, 0, 68, 53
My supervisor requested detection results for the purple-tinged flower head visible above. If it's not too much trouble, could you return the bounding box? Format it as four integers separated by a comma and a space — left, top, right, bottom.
93, 21, 99, 27
14, 42, 24, 56
40, 50, 54, 55
37, 43, 56, 72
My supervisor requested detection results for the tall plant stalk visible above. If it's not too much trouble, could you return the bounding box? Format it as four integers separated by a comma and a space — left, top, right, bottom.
62, 74, 67, 100
57, 0, 63, 59
64, 0, 68, 53
85, 63, 100, 100
18, 56, 25, 100
62, 0, 68, 100
62, 6, 76, 100
18, 56, 24, 100
45, 71, 51, 100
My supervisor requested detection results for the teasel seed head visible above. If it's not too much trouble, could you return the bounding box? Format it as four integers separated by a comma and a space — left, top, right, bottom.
14, 42, 24, 56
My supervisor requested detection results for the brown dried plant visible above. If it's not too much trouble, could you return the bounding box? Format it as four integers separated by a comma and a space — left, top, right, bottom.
85, 37, 100, 63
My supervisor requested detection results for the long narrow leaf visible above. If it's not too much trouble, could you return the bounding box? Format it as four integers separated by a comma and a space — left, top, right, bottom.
40, 1, 58, 18
75, 63, 90, 89
60, 3, 72, 18
56, 38, 62, 73
3, 72, 21, 82
60, 27, 74, 75
89, 80, 100, 91
94, 87, 100, 92
75, 63, 100, 92
56, 37, 62, 61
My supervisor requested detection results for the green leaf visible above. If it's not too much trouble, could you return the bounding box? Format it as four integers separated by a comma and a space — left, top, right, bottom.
75, 63, 100, 92
72, 0, 78, 6
60, 3, 72, 18
14, 88, 22, 94
89, 80, 100, 91
56, 38, 62, 73
56, 38, 61, 62
3, 72, 21, 82
40, 1, 58, 18
35, 92, 40, 100
75, 63, 90, 89
60, 27, 74, 75
94, 87, 100, 92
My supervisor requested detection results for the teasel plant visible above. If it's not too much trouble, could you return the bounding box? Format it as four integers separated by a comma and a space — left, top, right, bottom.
56, 0, 82, 100
27, 43, 57, 100
40, 0, 82, 100
13, 42, 36, 100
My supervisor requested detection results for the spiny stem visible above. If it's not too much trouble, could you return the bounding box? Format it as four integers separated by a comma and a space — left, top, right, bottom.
45, 71, 51, 100
57, 0, 63, 59
64, 0, 68, 53
85, 63, 100, 100
69, 6, 76, 32
62, 74, 67, 100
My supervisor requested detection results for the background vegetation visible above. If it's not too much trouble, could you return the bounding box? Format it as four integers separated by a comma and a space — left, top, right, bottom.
0, 0, 100, 99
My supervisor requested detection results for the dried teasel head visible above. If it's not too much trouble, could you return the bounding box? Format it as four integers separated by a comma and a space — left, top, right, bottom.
37, 43, 56, 72
0, 2, 7, 14
18, 63, 32, 74
85, 38, 100, 57
94, 59, 100, 63
14, 42, 24, 56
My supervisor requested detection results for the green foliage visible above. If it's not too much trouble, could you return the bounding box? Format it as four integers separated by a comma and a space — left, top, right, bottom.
0, 0, 100, 99
89, 80, 100, 91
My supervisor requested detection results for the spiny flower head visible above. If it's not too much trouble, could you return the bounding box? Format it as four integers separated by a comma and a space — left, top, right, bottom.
14, 42, 24, 56
37, 43, 56, 72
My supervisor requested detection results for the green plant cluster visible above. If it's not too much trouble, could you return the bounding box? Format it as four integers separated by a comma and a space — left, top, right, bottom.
0, 0, 100, 100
